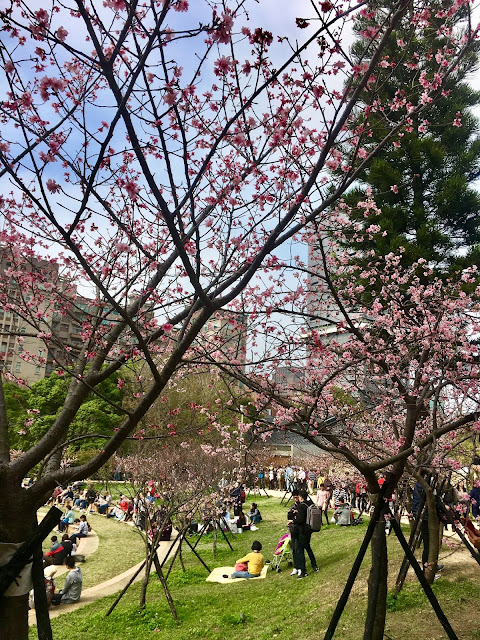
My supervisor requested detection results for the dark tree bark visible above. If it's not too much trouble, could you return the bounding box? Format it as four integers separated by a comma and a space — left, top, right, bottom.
0, 483, 38, 640
364, 510, 388, 640
424, 486, 441, 585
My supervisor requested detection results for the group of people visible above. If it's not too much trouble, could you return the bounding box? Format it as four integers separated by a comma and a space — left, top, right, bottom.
221, 501, 263, 533
449, 479, 480, 521
30, 557, 83, 610
253, 466, 319, 492
227, 489, 320, 581
41, 472, 480, 602
30, 534, 84, 611
251, 466, 371, 510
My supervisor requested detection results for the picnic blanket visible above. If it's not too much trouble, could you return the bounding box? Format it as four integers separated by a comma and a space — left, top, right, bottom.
206, 565, 268, 583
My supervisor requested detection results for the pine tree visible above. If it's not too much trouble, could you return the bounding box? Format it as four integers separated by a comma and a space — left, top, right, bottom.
341, 1, 480, 273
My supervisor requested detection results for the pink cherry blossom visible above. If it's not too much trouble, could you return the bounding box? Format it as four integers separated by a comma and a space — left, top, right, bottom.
214, 56, 233, 76
45, 179, 60, 193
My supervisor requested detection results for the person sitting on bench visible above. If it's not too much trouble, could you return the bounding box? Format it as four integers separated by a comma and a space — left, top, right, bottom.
44, 534, 74, 566
70, 515, 89, 545
51, 556, 82, 604
58, 505, 75, 532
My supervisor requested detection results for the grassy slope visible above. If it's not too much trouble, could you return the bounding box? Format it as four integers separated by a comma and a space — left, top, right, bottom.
75, 513, 145, 589
36, 496, 480, 640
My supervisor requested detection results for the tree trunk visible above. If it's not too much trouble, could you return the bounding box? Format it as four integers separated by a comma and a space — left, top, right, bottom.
363, 511, 388, 640
139, 544, 155, 609
424, 491, 441, 585
0, 485, 38, 640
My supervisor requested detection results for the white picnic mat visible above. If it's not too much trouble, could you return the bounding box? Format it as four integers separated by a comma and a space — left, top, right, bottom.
206, 565, 268, 583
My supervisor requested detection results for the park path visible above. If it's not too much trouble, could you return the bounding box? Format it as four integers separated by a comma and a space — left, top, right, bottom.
29, 527, 178, 625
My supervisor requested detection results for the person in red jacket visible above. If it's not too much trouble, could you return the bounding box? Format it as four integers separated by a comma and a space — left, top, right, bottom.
43, 534, 73, 566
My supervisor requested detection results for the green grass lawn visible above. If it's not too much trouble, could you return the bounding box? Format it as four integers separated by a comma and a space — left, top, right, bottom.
34, 496, 480, 640
76, 512, 145, 589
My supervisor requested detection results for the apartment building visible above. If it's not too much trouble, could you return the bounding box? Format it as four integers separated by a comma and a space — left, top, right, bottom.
0, 251, 57, 383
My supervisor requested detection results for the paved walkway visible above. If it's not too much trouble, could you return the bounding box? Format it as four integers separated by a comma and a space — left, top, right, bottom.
29, 531, 178, 625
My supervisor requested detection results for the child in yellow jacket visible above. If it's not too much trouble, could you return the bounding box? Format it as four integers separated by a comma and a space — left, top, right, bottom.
229, 540, 264, 579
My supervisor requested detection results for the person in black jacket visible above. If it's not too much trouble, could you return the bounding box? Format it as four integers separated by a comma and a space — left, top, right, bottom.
300, 490, 319, 573
288, 490, 317, 578
43, 534, 73, 566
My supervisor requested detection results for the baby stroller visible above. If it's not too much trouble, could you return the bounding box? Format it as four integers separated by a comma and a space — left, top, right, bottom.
270, 532, 293, 573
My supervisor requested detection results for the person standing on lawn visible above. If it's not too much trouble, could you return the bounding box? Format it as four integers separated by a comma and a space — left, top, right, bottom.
288, 490, 318, 578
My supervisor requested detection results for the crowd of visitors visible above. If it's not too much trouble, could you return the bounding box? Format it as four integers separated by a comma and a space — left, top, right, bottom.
32, 468, 479, 608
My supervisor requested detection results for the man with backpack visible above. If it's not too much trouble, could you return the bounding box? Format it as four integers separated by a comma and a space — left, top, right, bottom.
288, 490, 319, 578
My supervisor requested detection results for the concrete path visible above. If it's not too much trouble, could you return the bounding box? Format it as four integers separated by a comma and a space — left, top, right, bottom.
50, 528, 99, 578
29, 533, 178, 625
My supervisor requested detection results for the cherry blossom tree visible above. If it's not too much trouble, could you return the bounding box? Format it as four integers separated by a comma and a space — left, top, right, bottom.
216, 215, 480, 638
114, 444, 236, 613
0, 0, 478, 636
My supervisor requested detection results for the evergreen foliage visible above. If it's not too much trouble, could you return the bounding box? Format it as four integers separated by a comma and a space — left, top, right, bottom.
341, 1, 480, 272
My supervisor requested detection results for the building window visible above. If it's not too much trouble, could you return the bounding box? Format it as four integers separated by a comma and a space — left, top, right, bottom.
15, 362, 21, 373
35, 366, 41, 375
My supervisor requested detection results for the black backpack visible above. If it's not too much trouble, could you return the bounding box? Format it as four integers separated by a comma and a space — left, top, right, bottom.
306, 505, 322, 532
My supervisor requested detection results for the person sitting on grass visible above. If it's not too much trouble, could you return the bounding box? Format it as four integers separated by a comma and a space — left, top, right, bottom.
51, 556, 82, 605
228, 540, 265, 579
247, 503, 262, 525
44, 534, 74, 566
236, 510, 249, 530
48, 535, 61, 553
333, 497, 353, 526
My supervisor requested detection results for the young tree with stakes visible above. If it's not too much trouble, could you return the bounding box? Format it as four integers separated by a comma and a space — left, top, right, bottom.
216, 215, 480, 639
0, 0, 478, 637
114, 444, 235, 615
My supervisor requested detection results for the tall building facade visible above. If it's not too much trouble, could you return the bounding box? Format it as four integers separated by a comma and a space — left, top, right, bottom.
0, 251, 57, 383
